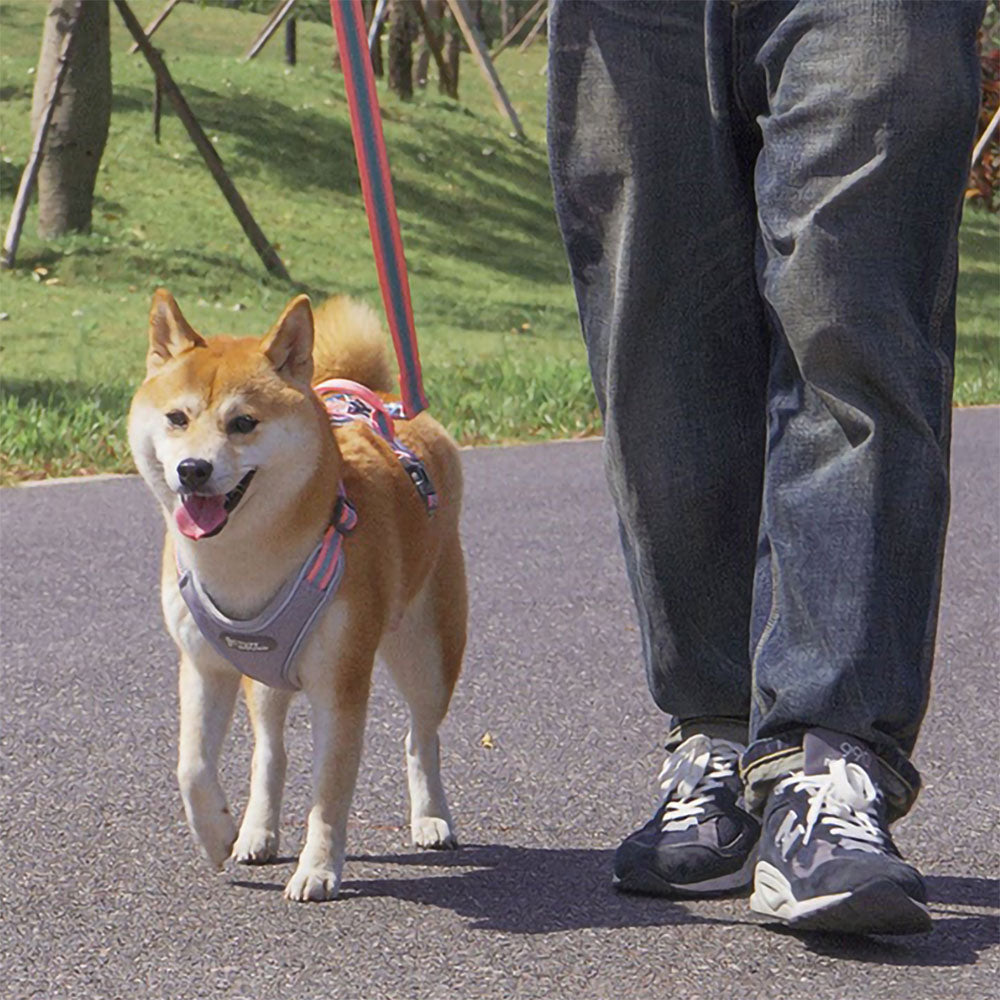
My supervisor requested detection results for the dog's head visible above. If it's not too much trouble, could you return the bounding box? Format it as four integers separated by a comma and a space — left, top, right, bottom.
128, 290, 325, 541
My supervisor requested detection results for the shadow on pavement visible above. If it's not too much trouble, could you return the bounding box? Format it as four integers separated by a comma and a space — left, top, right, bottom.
347, 844, 763, 932
925, 873, 999, 908
232, 843, 758, 933
783, 913, 998, 968
766, 873, 999, 968
232, 854, 998, 965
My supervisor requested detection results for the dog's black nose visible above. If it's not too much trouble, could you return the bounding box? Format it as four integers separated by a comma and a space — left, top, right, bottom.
177, 458, 213, 491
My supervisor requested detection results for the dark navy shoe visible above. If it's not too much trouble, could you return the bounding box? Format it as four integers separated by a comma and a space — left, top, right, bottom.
750, 729, 931, 935
613, 734, 760, 897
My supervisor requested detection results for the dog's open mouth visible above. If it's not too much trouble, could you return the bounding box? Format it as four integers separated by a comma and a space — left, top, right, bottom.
175, 470, 256, 541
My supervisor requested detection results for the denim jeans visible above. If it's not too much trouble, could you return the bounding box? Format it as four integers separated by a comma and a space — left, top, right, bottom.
548, 0, 984, 818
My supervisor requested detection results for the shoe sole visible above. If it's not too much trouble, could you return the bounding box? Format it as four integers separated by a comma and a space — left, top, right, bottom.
613, 848, 757, 899
750, 861, 932, 935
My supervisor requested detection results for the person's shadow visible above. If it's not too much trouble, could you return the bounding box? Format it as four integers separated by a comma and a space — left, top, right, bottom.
339, 844, 744, 931
747, 873, 998, 967
233, 844, 739, 930
231, 844, 998, 966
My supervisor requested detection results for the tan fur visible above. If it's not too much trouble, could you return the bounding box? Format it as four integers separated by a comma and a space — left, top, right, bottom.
129, 290, 467, 901
312, 295, 394, 391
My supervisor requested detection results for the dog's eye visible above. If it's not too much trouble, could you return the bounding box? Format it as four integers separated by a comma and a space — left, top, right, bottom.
229, 415, 259, 435
166, 410, 188, 429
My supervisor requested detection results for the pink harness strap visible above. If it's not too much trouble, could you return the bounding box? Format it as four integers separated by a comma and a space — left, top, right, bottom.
315, 378, 438, 513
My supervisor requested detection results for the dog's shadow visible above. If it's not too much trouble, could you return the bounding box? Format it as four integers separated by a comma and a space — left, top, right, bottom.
230, 844, 998, 966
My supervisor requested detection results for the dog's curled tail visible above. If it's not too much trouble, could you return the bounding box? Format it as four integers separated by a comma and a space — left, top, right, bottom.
311, 295, 395, 392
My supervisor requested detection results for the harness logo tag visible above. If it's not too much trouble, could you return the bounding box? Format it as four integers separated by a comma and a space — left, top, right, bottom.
222, 633, 277, 654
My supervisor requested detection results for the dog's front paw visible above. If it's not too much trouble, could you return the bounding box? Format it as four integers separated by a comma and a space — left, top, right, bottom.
232, 825, 279, 865
284, 865, 341, 902
191, 813, 238, 870
412, 817, 458, 850
179, 775, 238, 870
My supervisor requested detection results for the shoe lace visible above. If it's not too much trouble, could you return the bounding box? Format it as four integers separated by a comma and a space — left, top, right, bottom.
657, 735, 743, 832
773, 757, 886, 856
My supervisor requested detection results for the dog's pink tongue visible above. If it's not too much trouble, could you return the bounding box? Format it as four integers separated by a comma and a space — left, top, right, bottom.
175, 494, 228, 540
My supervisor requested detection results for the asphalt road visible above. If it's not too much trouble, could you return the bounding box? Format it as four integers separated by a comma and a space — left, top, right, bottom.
2, 408, 997, 1000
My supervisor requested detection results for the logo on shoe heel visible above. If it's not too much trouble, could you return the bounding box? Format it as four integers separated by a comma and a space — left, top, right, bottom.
839, 741, 872, 769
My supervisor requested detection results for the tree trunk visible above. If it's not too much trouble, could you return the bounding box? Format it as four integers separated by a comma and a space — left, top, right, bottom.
31, 0, 111, 238
471, 0, 487, 44
442, 6, 460, 99
387, 0, 417, 100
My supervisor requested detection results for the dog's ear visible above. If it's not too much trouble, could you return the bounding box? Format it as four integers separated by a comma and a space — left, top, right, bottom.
147, 289, 205, 377
262, 295, 314, 386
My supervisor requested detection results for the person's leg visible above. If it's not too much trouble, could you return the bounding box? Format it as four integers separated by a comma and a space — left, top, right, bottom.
732, 0, 984, 932
548, 0, 766, 734
548, 0, 767, 895
737, 0, 984, 817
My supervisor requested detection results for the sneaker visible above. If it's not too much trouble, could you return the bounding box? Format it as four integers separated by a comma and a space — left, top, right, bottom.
749, 730, 931, 935
613, 733, 760, 897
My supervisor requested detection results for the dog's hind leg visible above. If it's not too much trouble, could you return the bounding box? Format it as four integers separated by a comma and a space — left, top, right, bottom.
177, 653, 242, 868
233, 678, 293, 865
381, 536, 467, 850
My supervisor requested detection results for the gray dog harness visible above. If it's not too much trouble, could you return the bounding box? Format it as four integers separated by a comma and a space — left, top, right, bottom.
177, 493, 357, 690
177, 379, 435, 690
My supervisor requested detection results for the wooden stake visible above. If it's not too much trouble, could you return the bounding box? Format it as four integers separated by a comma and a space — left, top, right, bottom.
491, 0, 543, 58
115, 0, 289, 280
518, 6, 547, 53
444, 0, 524, 140
1, 0, 84, 270
243, 0, 297, 62
972, 104, 1000, 168
368, 0, 390, 57
413, 0, 452, 95
153, 72, 162, 143
127, 0, 180, 55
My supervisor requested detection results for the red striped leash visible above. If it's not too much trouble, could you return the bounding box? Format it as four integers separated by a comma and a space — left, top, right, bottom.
329, 0, 427, 418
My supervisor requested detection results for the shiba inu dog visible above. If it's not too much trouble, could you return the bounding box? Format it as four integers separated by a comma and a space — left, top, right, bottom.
128, 289, 466, 901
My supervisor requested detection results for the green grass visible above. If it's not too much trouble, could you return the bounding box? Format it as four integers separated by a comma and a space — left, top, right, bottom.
0, 0, 593, 481
953, 209, 1000, 405
0, 0, 996, 482
0, 378, 134, 479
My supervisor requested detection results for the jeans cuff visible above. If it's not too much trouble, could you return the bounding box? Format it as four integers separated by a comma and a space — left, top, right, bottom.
666, 716, 750, 750
739, 732, 921, 822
